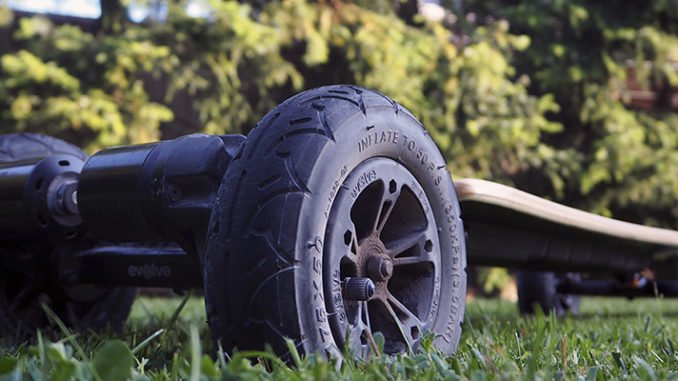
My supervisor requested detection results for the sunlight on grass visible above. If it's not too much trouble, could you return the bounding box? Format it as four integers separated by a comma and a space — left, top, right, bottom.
128, 294, 206, 324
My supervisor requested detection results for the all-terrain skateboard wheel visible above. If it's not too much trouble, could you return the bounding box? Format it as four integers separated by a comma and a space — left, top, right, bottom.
0, 133, 136, 338
204, 85, 467, 357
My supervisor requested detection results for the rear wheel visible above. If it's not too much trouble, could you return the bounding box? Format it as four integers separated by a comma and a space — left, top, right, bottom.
204, 85, 467, 357
0, 133, 136, 338
0, 133, 88, 162
516, 271, 580, 316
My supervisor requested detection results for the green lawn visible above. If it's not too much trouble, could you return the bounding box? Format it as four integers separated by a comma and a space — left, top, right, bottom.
2, 296, 678, 380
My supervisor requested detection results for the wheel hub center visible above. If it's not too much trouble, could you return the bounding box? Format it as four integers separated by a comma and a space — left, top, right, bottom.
322, 156, 447, 355
367, 256, 393, 281
359, 237, 393, 282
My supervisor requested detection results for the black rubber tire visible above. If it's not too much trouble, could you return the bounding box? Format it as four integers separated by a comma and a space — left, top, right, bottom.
204, 85, 467, 357
0, 132, 88, 162
516, 271, 580, 316
0, 132, 137, 338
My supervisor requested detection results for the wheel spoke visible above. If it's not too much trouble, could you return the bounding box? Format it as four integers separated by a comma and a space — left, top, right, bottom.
347, 225, 359, 264
384, 229, 428, 257
360, 300, 371, 332
345, 318, 364, 355
375, 193, 398, 234
345, 301, 374, 357
331, 218, 359, 265
393, 254, 434, 266
387, 292, 424, 328
384, 301, 414, 353
361, 303, 381, 357
374, 297, 415, 353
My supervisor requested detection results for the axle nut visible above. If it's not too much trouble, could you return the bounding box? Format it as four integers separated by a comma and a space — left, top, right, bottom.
367, 256, 394, 281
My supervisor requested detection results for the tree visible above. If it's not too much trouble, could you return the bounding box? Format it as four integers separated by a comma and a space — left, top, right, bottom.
1, 0, 676, 228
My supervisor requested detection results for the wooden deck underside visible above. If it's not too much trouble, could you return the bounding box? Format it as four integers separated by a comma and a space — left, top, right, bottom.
455, 178, 678, 273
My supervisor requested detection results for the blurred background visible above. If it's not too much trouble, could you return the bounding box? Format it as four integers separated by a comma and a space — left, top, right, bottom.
1, 0, 677, 296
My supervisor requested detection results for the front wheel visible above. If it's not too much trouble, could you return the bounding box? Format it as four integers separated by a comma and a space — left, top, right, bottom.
204, 85, 467, 358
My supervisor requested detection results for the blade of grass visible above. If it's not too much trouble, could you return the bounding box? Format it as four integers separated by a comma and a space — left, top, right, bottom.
190, 324, 201, 381
40, 300, 103, 381
166, 290, 193, 330
131, 328, 164, 355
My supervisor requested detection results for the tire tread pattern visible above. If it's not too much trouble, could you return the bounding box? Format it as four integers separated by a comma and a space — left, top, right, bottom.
205, 86, 399, 354
0, 133, 88, 162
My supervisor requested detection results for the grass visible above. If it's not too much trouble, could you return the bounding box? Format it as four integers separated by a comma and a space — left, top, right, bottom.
2, 296, 678, 380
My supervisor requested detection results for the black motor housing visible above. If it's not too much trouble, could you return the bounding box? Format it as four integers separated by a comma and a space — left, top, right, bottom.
77, 134, 244, 256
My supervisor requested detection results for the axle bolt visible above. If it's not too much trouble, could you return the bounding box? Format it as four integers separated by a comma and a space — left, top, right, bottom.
367, 256, 394, 281
343, 277, 375, 301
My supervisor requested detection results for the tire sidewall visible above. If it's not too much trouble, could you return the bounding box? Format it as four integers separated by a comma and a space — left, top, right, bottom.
294, 105, 466, 356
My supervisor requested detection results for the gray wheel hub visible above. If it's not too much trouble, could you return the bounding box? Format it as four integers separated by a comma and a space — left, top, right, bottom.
323, 158, 442, 355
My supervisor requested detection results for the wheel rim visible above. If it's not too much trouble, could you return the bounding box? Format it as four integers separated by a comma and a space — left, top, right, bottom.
323, 158, 442, 356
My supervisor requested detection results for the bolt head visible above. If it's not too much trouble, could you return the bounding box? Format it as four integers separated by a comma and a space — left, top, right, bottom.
380, 259, 394, 278
368, 256, 393, 281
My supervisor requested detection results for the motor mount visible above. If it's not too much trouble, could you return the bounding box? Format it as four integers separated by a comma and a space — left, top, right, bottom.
77, 134, 245, 256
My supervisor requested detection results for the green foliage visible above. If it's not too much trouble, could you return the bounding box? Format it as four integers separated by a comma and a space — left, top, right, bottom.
262, 2, 560, 187
145, 1, 304, 136
0, 15, 173, 149
92, 341, 134, 381
0, 1, 557, 176
460, 0, 678, 226
0, 0, 676, 226
476, 267, 513, 294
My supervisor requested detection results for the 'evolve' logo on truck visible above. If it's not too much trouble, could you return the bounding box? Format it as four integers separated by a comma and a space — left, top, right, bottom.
128, 263, 171, 279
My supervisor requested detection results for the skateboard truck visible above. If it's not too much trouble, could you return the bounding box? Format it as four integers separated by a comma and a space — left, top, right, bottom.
0, 134, 246, 290
78, 134, 244, 256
